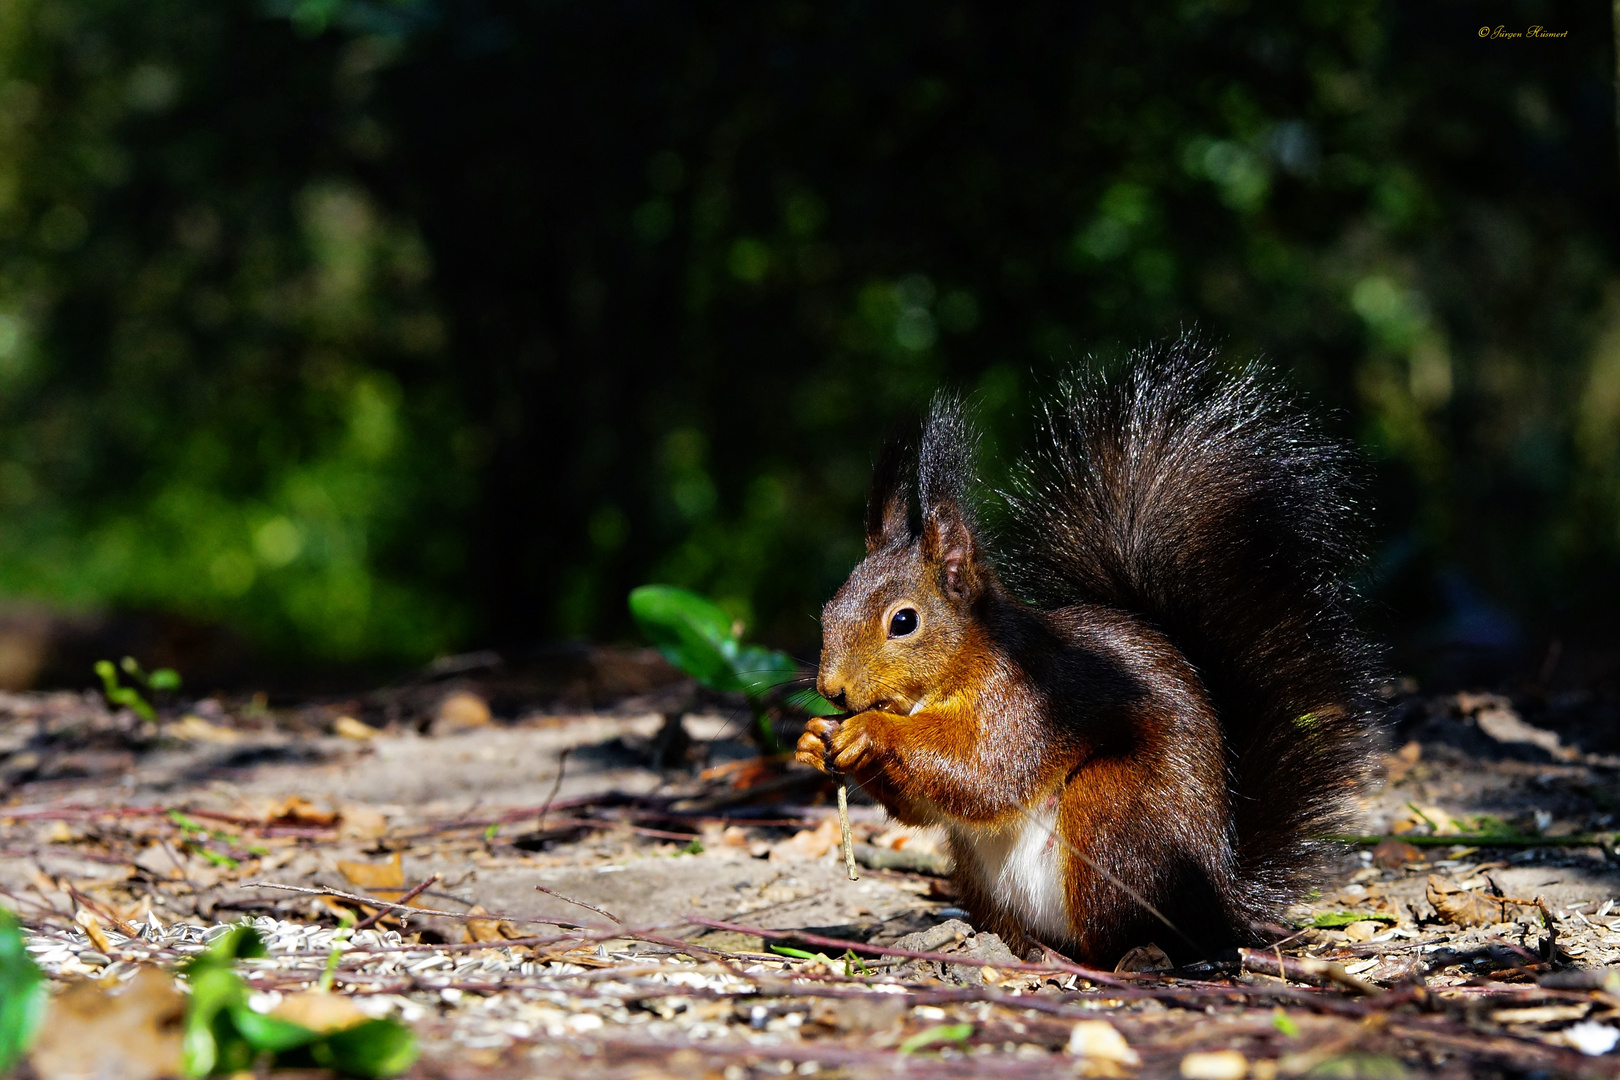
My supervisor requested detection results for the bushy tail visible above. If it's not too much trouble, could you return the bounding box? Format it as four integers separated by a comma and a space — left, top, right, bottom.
997, 338, 1379, 912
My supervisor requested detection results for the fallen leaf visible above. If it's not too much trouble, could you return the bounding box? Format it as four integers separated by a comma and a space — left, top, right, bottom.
1426, 875, 1537, 928
780, 817, 839, 860
72, 909, 111, 953
29, 968, 185, 1080
1490, 1004, 1589, 1025
1383, 740, 1422, 783
1115, 943, 1174, 973
165, 715, 239, 743
433, 691, 492, 734
1342, 920, 1384, 943
337, 851, 405, 891
333, 715, 376, 740
338, 804, 390, 840
1393, 804, 1456, 836
264, 796, 339, 828
1180, 1049, 1249, 1080
463, 905, 517, 943
1372, 837, 1424, 868
271, 992, 370, 1033
724, 757, 785, 791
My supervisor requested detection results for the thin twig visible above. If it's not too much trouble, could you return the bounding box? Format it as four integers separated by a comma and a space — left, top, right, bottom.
353, 873, 439, 931
836, 783, 858, 881
534, 883, 622, 925
538, 747, 571, 830
240, 880, 590, 930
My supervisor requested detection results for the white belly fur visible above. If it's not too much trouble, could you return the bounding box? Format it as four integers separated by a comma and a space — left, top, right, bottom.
949, 806, 1070, 944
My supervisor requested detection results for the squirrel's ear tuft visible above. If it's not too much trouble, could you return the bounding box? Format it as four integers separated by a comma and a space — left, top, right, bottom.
923, 504, 977, 599
865, 435, 913, 554
917, 394, 982, 599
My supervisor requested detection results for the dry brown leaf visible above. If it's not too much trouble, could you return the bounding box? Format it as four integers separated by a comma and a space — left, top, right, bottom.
337, 803, 390, 840
780, 817, 839, 860
332, 715, 376, 740
271, 992, 370, 1033
1115, 943, 1173, 973
337, 850, 405, 890
165, 715, 239, 743
463, 904, 516, 943
73, 908, 111, 953
29, 967, 185, 1080
1372, 837, 1424, 868
264, 795, 339, 827
1490, 1004, 1590, 1025
434, 690, 492, 733
1426, 875, 1536, 927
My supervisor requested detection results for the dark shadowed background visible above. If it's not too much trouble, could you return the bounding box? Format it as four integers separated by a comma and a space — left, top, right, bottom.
0, 0, 1612, 688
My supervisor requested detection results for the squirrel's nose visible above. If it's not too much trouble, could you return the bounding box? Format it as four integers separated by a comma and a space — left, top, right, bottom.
818, 675, 849, 712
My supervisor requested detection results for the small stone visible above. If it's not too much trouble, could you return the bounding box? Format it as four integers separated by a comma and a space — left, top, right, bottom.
1565, 1021, 1620, 1056
1067, 1020, 1140, 1065
1342, 920, 1384, 943
1180, 1050, 1249, 1080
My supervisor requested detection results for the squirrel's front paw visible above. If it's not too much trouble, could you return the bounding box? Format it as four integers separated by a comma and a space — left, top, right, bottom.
828, 713, 880, 774
794, 716, 842, 774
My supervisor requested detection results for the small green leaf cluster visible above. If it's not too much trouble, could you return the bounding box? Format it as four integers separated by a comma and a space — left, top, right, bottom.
1307, 911, 1398, 929
0, 914, 415, 1079
181, 925, 416, 1078
94, 657, 182, 724
0, 910, 47, 1076
629, 585, 836, 754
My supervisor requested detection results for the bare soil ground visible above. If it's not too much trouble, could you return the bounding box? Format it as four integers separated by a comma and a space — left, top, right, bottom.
4, 652, 1620, 1079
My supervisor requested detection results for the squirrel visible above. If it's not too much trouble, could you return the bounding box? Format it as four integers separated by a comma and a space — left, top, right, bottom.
796, 341, 1378, 966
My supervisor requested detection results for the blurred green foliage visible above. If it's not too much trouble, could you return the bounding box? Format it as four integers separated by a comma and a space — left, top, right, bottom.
0, 0, 1614, 664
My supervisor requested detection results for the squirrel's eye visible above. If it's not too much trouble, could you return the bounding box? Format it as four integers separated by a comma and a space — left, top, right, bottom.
887, 607, 919, 638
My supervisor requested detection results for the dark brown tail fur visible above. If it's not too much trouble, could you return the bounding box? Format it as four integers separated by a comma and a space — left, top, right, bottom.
995, 338, 1380, 920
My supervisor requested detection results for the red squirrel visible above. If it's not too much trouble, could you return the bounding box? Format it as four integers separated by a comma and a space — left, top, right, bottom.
796, 343, 1377, 965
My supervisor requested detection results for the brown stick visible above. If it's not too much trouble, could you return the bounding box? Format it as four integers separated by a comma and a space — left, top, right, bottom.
241, 880, 590, 930
1239, 948, 1379, 995
836, 783, 858, 881
685, 915, 1133, 984
534, 883, 622, 925
353, 873, 440, 931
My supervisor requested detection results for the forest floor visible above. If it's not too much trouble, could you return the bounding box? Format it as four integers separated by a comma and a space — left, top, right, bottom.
3, 648, 1620, 1079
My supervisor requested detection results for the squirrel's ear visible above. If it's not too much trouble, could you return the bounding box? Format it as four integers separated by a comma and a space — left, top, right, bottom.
865, 436, 912, 554
922, 504, 978, 600
916, 394, 980, 599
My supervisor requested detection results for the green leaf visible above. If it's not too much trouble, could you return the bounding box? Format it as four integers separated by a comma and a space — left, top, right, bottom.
185, 925, 269, 969
770, 945, 817, 959
181, 966, 249, 1077
628, 585, 740, 691
148, 668, 183, 691
229, 1006, 321, 1054
784, 687, 840, 717
1309, 911, 1398, 928
314, 1018, 418, 1078
1272, 1008, 1300, 1037
0, 909, 47, 1075
898, 1022, 974, 1055
732, 645, 798, 698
